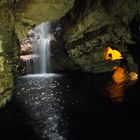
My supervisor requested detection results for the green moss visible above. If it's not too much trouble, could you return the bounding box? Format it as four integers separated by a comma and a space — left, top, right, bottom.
0, 36, 3, 53
0, 2, 18, 108
0, 90, 12, 108
0, 57, 5, 72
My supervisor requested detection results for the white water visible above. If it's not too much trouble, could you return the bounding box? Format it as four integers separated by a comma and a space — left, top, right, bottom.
33, 22, 51, 74
20, 73, 61, 78
25, 59, 32, 73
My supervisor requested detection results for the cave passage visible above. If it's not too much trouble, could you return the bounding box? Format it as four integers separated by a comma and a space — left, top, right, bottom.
1, 20, 140, 140
1, 19, 140, 140
1, 0, 140, 140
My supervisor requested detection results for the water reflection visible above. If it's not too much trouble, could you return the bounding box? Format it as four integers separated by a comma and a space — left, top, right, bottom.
112, 66, 126, 85
1, 72, 139, 140
105, 66, 138, 103
105, 82, 124, 103
15, 75, 67, 140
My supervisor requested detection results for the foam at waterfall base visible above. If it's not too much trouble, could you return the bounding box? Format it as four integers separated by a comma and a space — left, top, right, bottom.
20, 73, 62, 78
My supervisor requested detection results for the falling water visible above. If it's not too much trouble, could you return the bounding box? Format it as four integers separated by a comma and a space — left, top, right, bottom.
33, 22, 51, 74
25, 59, 32, 73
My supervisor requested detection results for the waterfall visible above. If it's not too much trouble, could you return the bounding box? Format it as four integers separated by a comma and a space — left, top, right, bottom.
25, 59, 32, 73
33, 22, 51, 74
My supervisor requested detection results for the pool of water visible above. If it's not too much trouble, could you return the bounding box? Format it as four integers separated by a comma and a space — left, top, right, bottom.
0, 72, 140, 140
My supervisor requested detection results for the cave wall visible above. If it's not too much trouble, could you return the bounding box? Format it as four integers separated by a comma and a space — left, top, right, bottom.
14, 0, 75, 40
0, 1, 19, 107
63, 0, 140, 43
0, 0, 140, 107
62, 0, 140, 73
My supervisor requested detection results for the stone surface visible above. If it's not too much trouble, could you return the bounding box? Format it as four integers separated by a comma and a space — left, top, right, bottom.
0, 1, 19, 108
15, 0, 75, 40
50, 43, 80, 73
63, 0, 140, 43
61, 0, 140, 73
0, 37, 14, 108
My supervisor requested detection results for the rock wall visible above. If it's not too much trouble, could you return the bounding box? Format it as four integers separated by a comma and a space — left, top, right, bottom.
14, 0, 75, 40
0, 1, 19, 107
62, 0, 140, 73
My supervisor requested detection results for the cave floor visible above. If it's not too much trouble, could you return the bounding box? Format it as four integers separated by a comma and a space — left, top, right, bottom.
0, 72, 140, 140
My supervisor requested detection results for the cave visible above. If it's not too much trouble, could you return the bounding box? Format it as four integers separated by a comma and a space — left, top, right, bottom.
0, 0, 140, 140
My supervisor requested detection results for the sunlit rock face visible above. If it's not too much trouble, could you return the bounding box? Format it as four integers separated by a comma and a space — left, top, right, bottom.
20, 39, 33, 55
62, 0, 140, 73
14, 0, 75, 40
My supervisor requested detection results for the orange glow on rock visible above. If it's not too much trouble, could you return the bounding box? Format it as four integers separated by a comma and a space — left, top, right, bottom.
104, 47, 123, 61
112, 66, 126, 85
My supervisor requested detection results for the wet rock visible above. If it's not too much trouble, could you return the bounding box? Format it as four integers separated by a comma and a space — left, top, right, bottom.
61, 0, 140, 73
15, 0, 75, 40
63, 0, 140, 43
0, 39, 13, 107
0, 2, 19, 108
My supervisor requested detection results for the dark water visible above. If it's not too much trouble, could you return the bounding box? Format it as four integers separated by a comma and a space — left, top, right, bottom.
0, 72, 140, 140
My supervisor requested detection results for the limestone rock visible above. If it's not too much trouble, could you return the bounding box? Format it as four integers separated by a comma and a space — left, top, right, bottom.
0, 2, 19, 108
62, 0, 140, 73
0, 38, 14, 108
63, 0, 140, 43
15, 0, 75, 40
